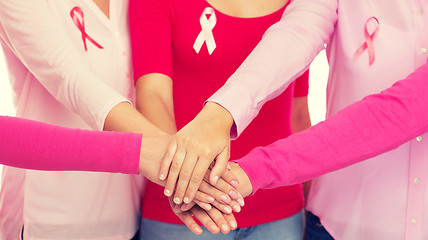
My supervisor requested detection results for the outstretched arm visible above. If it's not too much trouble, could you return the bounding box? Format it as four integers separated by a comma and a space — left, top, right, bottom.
236, 62, 428, 193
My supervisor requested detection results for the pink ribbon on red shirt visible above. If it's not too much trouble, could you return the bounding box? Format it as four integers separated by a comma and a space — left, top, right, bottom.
70, 7, 103, 51
354, 17, 379, 65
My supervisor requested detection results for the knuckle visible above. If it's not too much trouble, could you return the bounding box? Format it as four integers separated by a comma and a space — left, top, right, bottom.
190, 174, 202, 184
171, 160, 182, 171
179, 171, 191, 181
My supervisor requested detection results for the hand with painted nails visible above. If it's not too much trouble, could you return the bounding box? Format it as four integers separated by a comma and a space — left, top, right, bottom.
160, 102, 234, 205
179, 167, 245, 214
169, 197, 238, 235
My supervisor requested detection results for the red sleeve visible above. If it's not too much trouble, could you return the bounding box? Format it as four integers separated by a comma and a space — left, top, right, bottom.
237, 62, 428, 193
293, 70, 309, 97
0, 116, 141, 174
129, 0, 173, 81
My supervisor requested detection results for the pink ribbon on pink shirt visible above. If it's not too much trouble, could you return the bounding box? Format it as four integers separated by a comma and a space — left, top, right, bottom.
70, 7, 103, 51
354, 17, 379, 65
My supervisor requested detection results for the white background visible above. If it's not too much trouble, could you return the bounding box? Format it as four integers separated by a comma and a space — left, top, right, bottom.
0, 48, 329, 188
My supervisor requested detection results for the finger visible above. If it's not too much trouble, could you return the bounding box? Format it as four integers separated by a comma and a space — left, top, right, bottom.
210, 145, 230, 185
211, 201, 236, 214
177, 211, 204, 235
191, 207, 221, 234
223, 210, 238, 230
174, 152, 198, 204
190, 199, 212, 212
183, 155, 213, 204
159, 138, 178, 180
180, 201, 196, 212
168, 197, 203, 235
194, 191, 215, 204
204, 207, 233, 234
164, 147, 186, 198
199, 180, 231, 205
220, 164, 240, 189
212, 176, 245, 207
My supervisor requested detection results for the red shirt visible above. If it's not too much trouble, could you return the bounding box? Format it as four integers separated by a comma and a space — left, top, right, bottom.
130, 0, 307, 227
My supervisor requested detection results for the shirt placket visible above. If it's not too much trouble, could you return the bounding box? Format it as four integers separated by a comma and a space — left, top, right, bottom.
412, 0, 428, 66
405, 133, 428, 239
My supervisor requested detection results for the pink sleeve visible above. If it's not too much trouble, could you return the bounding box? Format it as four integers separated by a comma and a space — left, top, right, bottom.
208, 0, 338, 138
129, 0, 173, 81
0, 116, 141, 174
293, 70, 309, 97
237, 62, 428, 193
0, 1, 129, 130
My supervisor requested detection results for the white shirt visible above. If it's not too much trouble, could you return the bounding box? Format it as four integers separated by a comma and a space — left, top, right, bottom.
0, 0, 144, 239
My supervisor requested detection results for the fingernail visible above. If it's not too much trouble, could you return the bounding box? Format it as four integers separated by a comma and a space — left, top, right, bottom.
174, 197, 181, 204
207, 196, 215, 202
224, 206, 232, 214
159, 174, 165, 180
229, 220, 237, 229
211, 225, 220, 232
183, 197, 190, 203
220, 194, 231, 204
229, 190, 239, 200
164, 189, 171, 196
233, 204, 241, 212
237, 198, 245, 207
194, 227, 203, 235
221, 223, 230, 233
231, 180, 239, 189
205, 204, 212, 211
227, 163, 231, 170
213, 175, 219, 184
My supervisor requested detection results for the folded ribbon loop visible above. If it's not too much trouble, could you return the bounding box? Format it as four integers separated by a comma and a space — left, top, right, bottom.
70, 7, 104, 51
193, 7, 217, 55
354, 17, 379, 65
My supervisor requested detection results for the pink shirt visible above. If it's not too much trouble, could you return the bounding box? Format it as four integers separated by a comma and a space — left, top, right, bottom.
0, 116, 141, 174
211, 0, 428, 239
0, 1, 144, 239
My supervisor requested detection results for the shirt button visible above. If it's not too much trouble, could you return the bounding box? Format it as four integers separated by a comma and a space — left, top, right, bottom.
421, 48, 427, 55
411, 218, 417, 224
416, 136, 422, 141
414, 178, 420, 184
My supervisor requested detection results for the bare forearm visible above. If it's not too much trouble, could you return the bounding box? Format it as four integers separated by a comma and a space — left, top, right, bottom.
135, 74, 177, 134
104, 102, 166, 136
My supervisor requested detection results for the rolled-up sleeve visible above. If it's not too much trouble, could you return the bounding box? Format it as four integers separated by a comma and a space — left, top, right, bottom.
208, 0, 338, 138
0, 0, 129, 130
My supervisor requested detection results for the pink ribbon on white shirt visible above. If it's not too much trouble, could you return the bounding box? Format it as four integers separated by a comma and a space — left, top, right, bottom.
354, 17, 379, 65
70, 7, 104, 51
193, 7, 217, 55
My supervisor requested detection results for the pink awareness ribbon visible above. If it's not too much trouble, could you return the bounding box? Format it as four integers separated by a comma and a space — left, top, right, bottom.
70, 7, 103, 51
354, 17, 379, 65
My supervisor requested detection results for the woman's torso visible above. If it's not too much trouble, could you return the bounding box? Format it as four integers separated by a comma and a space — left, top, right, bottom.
141, 0, 306, 227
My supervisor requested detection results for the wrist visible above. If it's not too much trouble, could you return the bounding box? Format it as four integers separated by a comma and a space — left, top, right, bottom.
202, 102, 234, 133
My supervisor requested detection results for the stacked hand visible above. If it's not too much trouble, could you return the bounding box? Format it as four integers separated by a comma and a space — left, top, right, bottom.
138, 102, 253, 235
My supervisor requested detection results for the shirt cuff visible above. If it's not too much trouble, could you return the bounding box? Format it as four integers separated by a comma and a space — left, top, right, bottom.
207, 82, 258, 139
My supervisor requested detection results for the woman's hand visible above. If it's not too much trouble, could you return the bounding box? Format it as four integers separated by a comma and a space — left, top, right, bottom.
160, 102, 234, 204
180, 167, 245, 213
169, 197, 237, 235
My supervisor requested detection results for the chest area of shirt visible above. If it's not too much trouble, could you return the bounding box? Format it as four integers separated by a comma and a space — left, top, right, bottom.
170, 2, 285, 68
